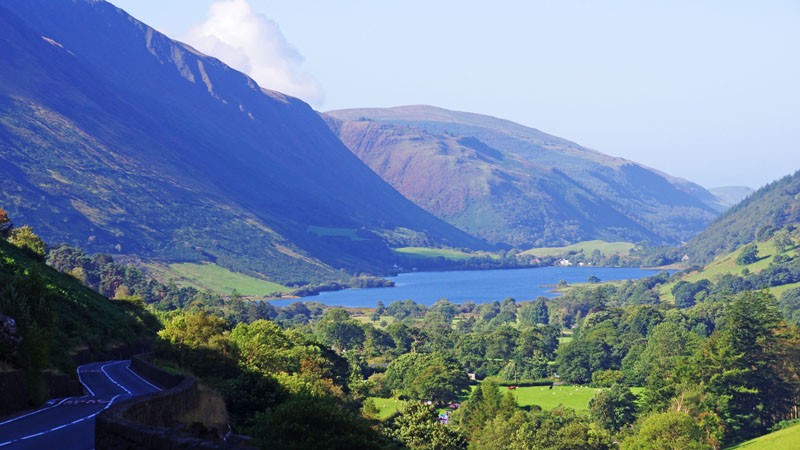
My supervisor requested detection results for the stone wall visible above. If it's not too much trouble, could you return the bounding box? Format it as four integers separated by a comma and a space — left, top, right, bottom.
0, 370, 83, 417
129, 354, 183, 390
95, 355, 252, 449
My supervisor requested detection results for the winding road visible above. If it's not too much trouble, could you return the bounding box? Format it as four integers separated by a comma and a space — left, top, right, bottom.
0, 360, 161, 450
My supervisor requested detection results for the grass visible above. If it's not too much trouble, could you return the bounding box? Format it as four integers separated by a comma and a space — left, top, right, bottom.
368, 385, 644, 420
727, 422, 800, 449
661, 238, 796, 301
521, 240, 635, 258
369, 397, 406, 420
352, 314, 396, 328
511, 385, 599, 411
392, 247, 478, 261
166, 262, 290, 296
511, 385, 644, 412
307, 226, 365, 241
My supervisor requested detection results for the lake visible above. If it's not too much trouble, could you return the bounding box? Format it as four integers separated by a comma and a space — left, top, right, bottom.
268, 266, 666, 308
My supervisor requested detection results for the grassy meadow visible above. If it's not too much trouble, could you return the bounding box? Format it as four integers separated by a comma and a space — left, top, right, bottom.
165, 262, 291, 296
727, 422, 800, 449
661, 237, 798, 302
392, 247, 481, 261
521, 240, 635, 258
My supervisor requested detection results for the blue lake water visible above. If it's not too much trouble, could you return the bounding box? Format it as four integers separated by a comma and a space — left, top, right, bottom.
268, 266, 666, 308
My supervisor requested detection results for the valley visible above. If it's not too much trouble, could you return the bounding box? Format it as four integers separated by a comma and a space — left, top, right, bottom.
1, 1, 799, 450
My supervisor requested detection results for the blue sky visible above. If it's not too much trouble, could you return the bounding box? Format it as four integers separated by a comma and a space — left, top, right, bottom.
109, 0, 800, 189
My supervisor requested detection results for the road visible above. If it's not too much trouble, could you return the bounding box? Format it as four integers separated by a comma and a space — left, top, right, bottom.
0, 360, 162, 450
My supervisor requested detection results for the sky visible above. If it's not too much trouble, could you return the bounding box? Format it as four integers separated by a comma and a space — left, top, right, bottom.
109, 0, 800, 190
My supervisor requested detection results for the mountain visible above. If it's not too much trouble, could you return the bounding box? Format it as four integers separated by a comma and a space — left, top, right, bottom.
709, 186, 754, 210
325, 106, 720, 248
685, 170, 800, 264
0, 1, 486, 285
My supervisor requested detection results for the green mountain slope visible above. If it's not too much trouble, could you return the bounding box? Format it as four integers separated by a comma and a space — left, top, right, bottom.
325, 106, 720, 247
686, 170, 800, 264
0, 236, 157, 399
0, 1, 486, 286
727, 422, 800, 449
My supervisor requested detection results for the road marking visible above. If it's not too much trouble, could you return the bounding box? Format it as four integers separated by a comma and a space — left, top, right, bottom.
125, 364, 163, 392
101, 361, 132, 395
77, 362, 97, 396
0, 395, 122, 448
0, 397, 73, 427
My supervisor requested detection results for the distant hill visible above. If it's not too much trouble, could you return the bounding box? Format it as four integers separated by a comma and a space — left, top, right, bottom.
0, 1, 486, 285
709, 186, 754, 210
325, 106, 720, 248
685, 170, 800, 264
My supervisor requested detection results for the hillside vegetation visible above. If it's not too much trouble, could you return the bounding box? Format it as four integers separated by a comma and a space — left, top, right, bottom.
686, 169, 800, 265
521, 240, 636, 258
727, 422, 800, 449
0, 225, 157, 404
326, 106, 720, 247
0, 0, 485, 288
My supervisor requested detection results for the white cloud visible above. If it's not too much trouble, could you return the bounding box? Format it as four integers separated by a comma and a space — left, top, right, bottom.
183, 0, 323, 105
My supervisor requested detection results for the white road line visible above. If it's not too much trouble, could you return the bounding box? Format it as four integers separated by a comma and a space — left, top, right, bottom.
100, 361, 132, 395
77, 363, 97, 397
0, 395, 122, 448
0, 397, 73, 427
125, 364, 163, 392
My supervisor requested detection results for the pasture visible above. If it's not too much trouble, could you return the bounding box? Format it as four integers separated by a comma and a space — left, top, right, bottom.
167, 262, 290, 296
727, 422, 800, 449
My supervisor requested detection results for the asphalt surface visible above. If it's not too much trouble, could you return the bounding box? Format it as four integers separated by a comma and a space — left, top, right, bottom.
0, 360, 162, 450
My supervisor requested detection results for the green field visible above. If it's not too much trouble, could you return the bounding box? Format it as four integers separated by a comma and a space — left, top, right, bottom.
166, 262, 290, 296
661, 238, 795, 301
511, 385, 599, 411
369, 385, 643, 419
307, 226, 365, 241
511, 385, 644, 411
393, 247, 478, 261
521, 240, 635, 258
369, 397, 406, 420
727, 422, 800, 449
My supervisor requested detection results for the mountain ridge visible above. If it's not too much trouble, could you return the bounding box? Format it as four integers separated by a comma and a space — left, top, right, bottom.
326, 105, 721, 247
0, 0, 486, 285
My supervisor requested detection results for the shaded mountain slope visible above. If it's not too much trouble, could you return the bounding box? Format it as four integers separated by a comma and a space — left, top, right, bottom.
685, 170, 800, 264
0, 1, 485, 284
326, 106, 720, 247
0, 236, 157, 403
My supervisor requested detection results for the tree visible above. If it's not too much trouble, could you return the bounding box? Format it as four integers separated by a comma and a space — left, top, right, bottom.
385, 352, 469, 404
158, 311, 233, 375
686, 291, 793, 444
589, 384, 638, 432
519, 297, 549, 326
774, 229, 794, 253
391, 402, 467, 450
0, 208, 12, 237
736, 243, 759, 265
621, 411, 711, 450
315, 308, 365, 354
252, 394, 397, 450
637, 321, 700, 413
230, 320, 295, 373
8, 225, 45, 258
671, 280, 711, 309
779, 287, 800, 324
454, 379, 517, 436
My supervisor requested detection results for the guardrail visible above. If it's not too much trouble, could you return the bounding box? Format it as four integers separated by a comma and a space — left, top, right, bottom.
95, 355, 251, 449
